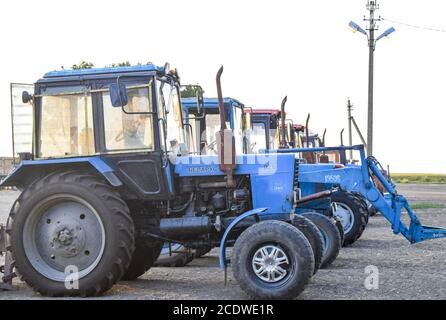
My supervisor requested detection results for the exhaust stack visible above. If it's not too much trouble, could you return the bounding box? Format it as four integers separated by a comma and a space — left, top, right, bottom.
216, 66, 236, 188
279, 96, 288, 149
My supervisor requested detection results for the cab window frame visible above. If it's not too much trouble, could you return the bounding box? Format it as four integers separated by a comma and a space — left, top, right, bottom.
94, 76, 162, 154
34, 83, 96, 159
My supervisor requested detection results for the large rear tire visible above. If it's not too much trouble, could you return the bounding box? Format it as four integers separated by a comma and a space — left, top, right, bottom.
195, 245, 212, 258
154, 243, 195, 267
232, 220, 314, 300
121, 240, 163, 280
7, 171, 134, 297
302, 212, 341, 268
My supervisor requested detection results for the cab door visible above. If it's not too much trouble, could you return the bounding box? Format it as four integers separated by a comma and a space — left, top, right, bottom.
10, 83, 34, 161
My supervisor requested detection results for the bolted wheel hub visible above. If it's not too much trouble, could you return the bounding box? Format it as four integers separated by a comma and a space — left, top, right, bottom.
51, 223, 86, 257
252, 245, 290, 283
333, 202, 355, 234
23, 195, 105, 282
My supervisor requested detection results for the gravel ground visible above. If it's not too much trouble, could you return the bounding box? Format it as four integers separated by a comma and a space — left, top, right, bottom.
0, 184, 445, 300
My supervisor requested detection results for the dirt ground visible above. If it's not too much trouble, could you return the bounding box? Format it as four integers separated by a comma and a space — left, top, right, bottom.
0, 184, 445, 300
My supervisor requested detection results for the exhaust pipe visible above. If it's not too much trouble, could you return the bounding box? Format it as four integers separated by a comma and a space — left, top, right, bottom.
216, 66, 237, 188
279, 96, 288, 149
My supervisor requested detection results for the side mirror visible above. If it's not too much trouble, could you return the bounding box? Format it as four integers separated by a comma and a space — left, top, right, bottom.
165, 87, 174, 114
196, 87, 204, 114
22, 91, 33, 104
109, 82, 128, 107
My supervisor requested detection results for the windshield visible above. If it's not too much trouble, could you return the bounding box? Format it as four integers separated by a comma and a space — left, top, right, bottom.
269, 126, 279, 150
233, 106, 244, 154
202, 114, 227, 155
103, 84, 154, 151
158, 80, 185, 156
249, 122, 267, 153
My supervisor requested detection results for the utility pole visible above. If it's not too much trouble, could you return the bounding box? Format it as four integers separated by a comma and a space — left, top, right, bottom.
347, 99, 353, 162
349, 1, 395, 158
365, 0, 379, 157
346, 98, 368, 161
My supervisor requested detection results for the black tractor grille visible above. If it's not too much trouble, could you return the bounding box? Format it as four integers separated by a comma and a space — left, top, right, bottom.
294, 158, 300, 189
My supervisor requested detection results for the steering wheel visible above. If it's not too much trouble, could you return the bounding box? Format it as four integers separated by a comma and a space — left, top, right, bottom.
207, 140, 217, 151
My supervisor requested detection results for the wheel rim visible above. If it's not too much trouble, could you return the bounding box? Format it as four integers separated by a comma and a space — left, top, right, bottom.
333, 202, 355, 234
251, 244, 291, 283
23, 195, 105, 282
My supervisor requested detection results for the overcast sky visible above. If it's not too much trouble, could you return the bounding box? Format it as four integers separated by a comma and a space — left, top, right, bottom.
0, 0, 445, 173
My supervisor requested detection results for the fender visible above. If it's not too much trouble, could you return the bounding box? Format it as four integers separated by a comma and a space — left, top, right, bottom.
219, 208, 268, 270
0, 157, 122, 188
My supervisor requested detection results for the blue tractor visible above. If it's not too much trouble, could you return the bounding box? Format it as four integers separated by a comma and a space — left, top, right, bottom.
0, 64, 341, 298
247, 100, 369, 246
178, 97, 344, 266
155, 97, 249, 267
157, 97, 339, 269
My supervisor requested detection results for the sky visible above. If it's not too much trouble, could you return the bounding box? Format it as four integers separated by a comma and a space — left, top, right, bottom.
0, 0, 445, 173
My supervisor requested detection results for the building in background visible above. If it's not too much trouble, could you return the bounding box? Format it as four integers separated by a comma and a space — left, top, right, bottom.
0, 157, 15, 180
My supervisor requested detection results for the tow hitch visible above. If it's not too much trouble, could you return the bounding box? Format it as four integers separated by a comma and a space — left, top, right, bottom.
0, 224, 15, 291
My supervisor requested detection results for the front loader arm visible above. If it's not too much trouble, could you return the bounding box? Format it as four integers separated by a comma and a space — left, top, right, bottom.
274, 145, 446, 244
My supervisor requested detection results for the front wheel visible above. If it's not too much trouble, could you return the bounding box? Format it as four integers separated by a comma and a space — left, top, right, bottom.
292, 215, 324, 275
302, 212, 341, 268
330, 192, 368, 246
8, 171, 135, 297
232, 220, 314, 300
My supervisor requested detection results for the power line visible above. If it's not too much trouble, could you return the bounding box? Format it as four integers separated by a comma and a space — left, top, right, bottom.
382, 17, 446, 33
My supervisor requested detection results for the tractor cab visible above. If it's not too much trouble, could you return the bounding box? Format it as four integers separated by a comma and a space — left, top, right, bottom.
288, 124, 305, 148
181, 97, 248, 155
3, 64, 186, 200
301, 131, 321, 148
245, 109, 283, 153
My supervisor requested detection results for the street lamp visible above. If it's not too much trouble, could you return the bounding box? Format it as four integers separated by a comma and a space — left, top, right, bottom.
349, 21, 367, 35
376, 27, 396, 41
348, 1, 395, 157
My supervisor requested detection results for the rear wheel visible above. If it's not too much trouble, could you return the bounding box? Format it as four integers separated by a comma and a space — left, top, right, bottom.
232, 220, 314, 300
154, 243, 195, 267
8, 171, 134, 297
302, 212, 341, 268
121, 240, 163, 280
195, 245, 212, 258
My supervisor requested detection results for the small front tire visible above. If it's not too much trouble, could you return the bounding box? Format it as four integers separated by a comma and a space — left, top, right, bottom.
302, 212, 341, 268
232, 220, 314, 300
292, 215, 324, 275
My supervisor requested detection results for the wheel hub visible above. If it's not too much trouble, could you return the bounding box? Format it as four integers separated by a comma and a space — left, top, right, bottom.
333, 202, 355, 233
252, 245, 290, 283
51, 223, 86, 257
23, 196, 105, 282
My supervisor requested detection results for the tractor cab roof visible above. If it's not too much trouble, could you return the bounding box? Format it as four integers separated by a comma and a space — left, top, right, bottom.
38, 64, 175, 83
292, 124, 305, 132
245, 109, 282, 116
181, 97, 244, 111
